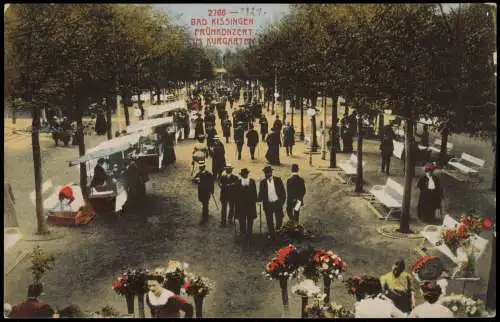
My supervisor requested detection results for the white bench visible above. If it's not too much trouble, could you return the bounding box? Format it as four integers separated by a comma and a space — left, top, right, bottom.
369, 178, 404, 220
420, 215, 489, 274
338, 153, 366, 184
447, 153, 485, 176
428, 139, 454, 154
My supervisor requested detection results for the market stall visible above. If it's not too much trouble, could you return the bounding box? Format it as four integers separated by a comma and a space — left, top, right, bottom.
42, 183, 95, 226
126, 117, 174, 172
70, 133, 143, 214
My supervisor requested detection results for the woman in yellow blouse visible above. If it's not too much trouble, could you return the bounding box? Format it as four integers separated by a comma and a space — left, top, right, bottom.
380, 258, 416, 313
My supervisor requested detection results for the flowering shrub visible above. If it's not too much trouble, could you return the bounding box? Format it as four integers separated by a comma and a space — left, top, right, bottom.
304, 294, 355, 318
277, 220, 311, 242
438, 229, 461, 255
458, 215, 483, 235
30, 246, 56, 284
112, 273, 130, 296
263, 244, 300, 280
411, 256, 444, 281
438, 294, 485, 317
291, 279, 322, 297
311, 249, 347, 280
183, 274, 215, 298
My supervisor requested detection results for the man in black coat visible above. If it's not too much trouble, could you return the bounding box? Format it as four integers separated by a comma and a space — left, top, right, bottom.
273, 115, 283, 134
222, 117, 232, 143
379, 133, 394, 175
234, 122, 245, 160
257, 166, 286, 239
211, 136, 226, 180
218, 164, 239, 227
194, 114, 204, 138
235, 168, 257, 247
193, 160, 214, 225
259, 115, 269, 141
286, 164, 306, 222
246, 123, 259, 160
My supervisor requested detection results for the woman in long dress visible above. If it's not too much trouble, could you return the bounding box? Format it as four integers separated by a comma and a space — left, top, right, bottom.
161, 130, 176, 166
379, 258, 416, 314
265, 127, 281, 165
417, 163, 443, 223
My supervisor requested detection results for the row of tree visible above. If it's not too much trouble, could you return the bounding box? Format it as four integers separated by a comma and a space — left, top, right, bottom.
226, 4, 496, 233
4, 4, 215, 234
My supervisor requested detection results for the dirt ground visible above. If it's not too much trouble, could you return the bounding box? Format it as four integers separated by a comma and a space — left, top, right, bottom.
4, 95, 496, 317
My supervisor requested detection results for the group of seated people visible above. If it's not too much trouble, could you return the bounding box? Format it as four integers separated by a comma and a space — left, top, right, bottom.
354, 258, 454, 318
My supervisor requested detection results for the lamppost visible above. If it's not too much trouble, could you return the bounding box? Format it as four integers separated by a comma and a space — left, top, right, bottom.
321, 91, 327, 160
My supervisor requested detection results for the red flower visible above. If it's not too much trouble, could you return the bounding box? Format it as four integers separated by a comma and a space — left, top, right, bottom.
266, 258, 282, 272
183, 282, 191, 290
483, 218, 494, 229
277, 245, 296, 264
351, 287, 356, 293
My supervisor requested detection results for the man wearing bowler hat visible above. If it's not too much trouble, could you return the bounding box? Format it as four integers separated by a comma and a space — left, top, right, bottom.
257, 166, 286, 239
218, 163, 239, 227
193, 160, 214, 225
235, 168, 258, 247
286, 164, 306, 222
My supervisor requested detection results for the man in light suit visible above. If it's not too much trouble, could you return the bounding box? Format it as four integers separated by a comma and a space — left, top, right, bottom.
286, 164, 306, 222
257, 166, 286, 239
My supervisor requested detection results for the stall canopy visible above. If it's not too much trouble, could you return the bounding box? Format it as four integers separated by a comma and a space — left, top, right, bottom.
126, 117, 174, 134
146, 100, 187, 118
69, 133, 142, 166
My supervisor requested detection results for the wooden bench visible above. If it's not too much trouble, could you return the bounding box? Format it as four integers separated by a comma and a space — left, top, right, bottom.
428, 139, 454, 155
447, 152, 485, 176
338, 153, 366, 184
368, 178, 404, 220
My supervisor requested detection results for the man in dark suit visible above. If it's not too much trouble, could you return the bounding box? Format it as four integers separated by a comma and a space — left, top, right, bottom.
286, 164, 306, 222
246, 123, 259, 160
235, 168, 258, 247
218, 164, 239, 227
193, 160, 214, 225
257, 166, 286, 239
234, 122, 245, 160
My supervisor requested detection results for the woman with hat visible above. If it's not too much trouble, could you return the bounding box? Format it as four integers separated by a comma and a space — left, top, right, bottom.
409, 282, 453, 318
417, 162, 443, 223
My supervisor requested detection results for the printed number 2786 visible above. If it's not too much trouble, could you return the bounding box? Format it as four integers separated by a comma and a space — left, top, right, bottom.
208, 9, 226, 16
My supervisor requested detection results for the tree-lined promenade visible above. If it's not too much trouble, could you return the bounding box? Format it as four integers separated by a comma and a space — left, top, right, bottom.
225, 3, 496, 234
5, 3, 215, 235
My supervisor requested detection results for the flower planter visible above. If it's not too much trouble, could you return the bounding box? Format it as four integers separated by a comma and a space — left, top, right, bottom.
194, 295, 204, 318
279, 277, 289, 307
323, 276, 332, 304
301, 296, 309, 318
137, 292, 145, 318
125, 292, 135, 315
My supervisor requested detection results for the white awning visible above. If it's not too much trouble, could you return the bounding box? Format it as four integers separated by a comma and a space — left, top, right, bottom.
126, 117, 174, 134
69, 133, 142, 166
146, 100, 187, 118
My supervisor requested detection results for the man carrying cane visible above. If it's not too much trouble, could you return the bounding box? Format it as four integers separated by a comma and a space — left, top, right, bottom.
235, 168, 257, 248
218, 164, 239, 227
193, 160, 214, 226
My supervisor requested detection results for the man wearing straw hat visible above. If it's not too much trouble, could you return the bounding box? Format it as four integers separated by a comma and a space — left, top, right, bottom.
193, 160, 214, 225
257, 165, 286, 239
235, 167, 258, 247
218, 164, 239, 227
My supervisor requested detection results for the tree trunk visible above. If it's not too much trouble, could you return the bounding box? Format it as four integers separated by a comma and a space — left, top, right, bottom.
355, 113, 364, 193
122, 94, 130, 127
31, 104, 50, 235
150, 89, 154, 105
400, 114, 415, 234
272, 92, 275, 116
138, 92, 144, 121
486, 232, 496, 311
311, 94, 319, 151
156, 88, 161, 104
300, 96, 305, 141
491, 141, 496, 192
282, 90, 286, 122
75, 101, 88, 199
378, 113, 385, 138
438, 126, 449, 167
291, 95, 295, 127
106, 96, 113, 140
330, 95, 338, 168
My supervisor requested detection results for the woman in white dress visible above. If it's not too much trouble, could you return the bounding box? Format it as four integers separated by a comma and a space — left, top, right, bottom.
354, 276, 407, 318
409, 282, 453, 318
